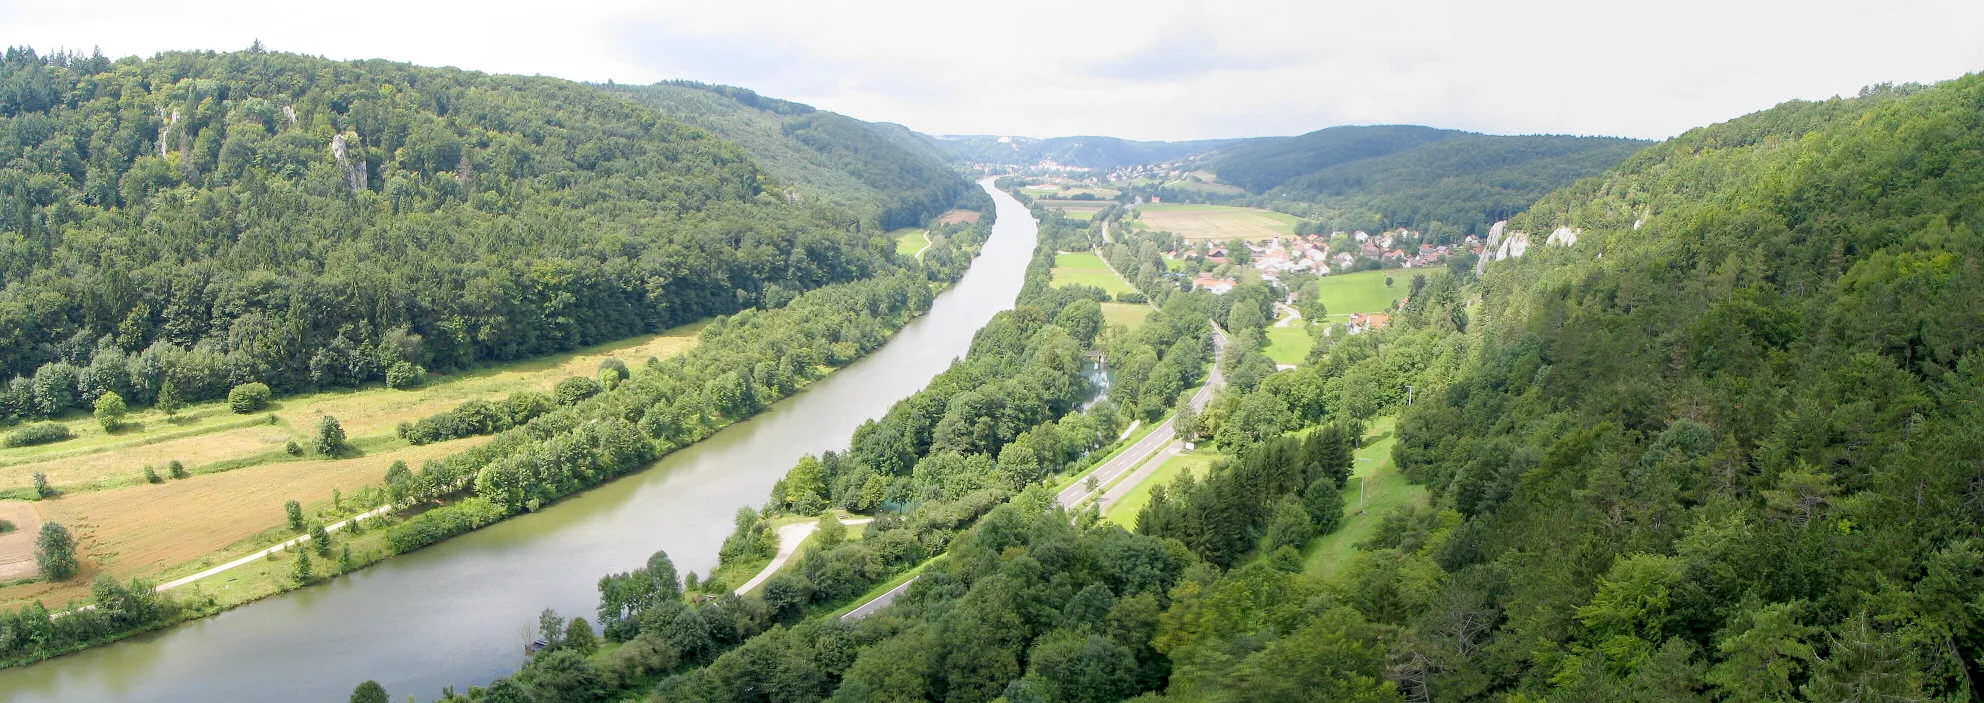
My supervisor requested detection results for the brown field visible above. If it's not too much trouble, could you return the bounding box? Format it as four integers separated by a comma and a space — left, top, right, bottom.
17, 437, 488, 593
0, 500, 44, 581
1036, 199, 1110, 214
936, 209, 982, 225
2, 424, 296, 492
1138, 204, 1301, 241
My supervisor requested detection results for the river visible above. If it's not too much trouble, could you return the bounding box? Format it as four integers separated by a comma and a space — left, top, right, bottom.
0, 178, 1036, 703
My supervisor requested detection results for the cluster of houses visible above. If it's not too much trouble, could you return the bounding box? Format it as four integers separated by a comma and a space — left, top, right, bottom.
1178, 227, 1486, 287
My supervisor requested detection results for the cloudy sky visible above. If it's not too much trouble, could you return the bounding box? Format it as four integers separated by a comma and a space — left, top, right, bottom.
3, 0, 1981, 141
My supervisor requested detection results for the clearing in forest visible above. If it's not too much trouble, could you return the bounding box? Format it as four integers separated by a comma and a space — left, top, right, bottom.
1301, 417, 1428, 577
1101, 302, 1149, 331
1312, 269, 1411, 319
894, 229, 931, 258
1137, 204, 1300, 240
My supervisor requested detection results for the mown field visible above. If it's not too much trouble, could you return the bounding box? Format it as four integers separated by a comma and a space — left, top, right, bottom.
1049, 252, 1138, 295
1104, 451, 1214, 527
1265, 320, 1314, 366
1101, 302, 1150, 331
1033, 199, 1110, 220
1312, 269, 1411, 319
893, 228, 930, 258
1136, 204, 1300, 240
1301, 417, 1427, 577
0, 323, 705, 608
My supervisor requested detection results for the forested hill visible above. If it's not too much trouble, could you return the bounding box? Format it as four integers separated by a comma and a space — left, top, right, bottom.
934, 134, 1250, 169
600, 82, 970, 230
0, 47, 897, 421
1379, 77, 1984, 698
1203, 124, 1646, 236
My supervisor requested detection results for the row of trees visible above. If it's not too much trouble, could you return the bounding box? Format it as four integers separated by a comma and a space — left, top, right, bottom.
0, 46, 916, 424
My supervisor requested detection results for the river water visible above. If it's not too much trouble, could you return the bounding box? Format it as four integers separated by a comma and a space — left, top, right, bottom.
0, 179, 1036, 703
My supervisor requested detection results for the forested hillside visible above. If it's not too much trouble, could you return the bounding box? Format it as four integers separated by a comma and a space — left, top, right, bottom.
1202, 124, 1644, 237
936, 134, 1248, 169
0, 47, 896, 423
1267, 134, 1647, 236
1373, 77, 1984, 700
601, 82, 971, 230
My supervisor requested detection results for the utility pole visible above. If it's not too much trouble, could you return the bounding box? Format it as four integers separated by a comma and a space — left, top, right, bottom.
1406, 384, 1414, 406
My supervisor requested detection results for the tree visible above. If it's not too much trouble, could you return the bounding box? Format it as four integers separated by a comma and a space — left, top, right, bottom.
384, 362, 425, 390
32, 471, 53, 498
316, 415, 346, 455
94, 391, 127, 432
292, 549, 312, 585
539, 608, 567, 651
285, 500, 305, 532
155, 380, 183, 418
815, 514, 847, 549
1175, 403, 1199, 443
349, 681, 389, 703
36, 522, 79, 580
311, 522, 333, 557
1260, 496, 1316, 553
565, 617, 599, 656
228, 383, 272, 413
1304, 476, 1345, 534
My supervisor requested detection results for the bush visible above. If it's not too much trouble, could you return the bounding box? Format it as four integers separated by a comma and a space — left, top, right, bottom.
0, 519, 14, 534
1116, 291, 1149, 304
5, 422, 72, 447
36, 522, 78, 580
553, 376, 603, 405
168, 460, 189, 479
144, 465, 163, 484
385, 362, 426, 390
32, 471, 54, 498
228, 383, 273, 413
384, 497, 509, 553
94, 391, 128, 431
286, 441, 303, 456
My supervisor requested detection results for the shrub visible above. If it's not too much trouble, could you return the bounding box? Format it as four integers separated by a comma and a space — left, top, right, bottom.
385, 362, 426, 390
168, 460, 189, 479
553, 376, 603, 405
228, 383, 273, 413
6, 423, 72, 447
36, 522, 78, 580
598, 357, 629, 382
94, 391, 128, 431
32, 471, 54, 498
0, 519, 14, 534
144, 465, 163, 484
1116, 291, 1149, 304
285, 441, 303, 456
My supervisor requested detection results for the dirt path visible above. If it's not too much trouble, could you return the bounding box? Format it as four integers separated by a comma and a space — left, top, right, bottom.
152, 503, 393, 593
732, 517, 873, 596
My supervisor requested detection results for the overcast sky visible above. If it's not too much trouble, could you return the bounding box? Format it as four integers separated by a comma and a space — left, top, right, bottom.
3, 0, 1981, 141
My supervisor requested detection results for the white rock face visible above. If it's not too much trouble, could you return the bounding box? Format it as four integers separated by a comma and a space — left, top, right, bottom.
1632, 218, 1643, 231
1547, 226, 1581, 247
1487, 220, 1508, 249
1496, 232, 1532, 260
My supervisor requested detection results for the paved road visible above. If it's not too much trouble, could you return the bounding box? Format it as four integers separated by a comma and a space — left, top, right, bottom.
1274, 303, 1302, 327
733, 517, 872, 596
841, 321, 1228, 620
1058, 325, 1226, 510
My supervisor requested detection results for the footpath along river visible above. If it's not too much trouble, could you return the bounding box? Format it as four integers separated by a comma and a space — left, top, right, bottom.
0, 178, 1037, 702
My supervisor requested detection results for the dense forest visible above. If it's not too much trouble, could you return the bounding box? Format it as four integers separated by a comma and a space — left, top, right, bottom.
600, 82, 973, 230
0, 46, 949, 424
1200, 125, 1644, 238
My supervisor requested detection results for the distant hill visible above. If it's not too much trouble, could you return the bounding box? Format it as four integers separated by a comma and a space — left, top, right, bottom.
1204, 125, 1649, 235
934, 134, 1251, 169
602, 82, 970, 229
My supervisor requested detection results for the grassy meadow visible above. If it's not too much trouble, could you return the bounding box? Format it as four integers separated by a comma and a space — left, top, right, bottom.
1049, 252, 1138, 296
1312, 269, 1411, 319
1103, 451, 1214, 527
1301, 417, 1428, 577
893, 228, 930, 258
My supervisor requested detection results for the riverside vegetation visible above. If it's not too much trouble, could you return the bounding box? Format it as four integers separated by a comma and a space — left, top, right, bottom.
381, 75, 1984, 701
0, 44, 984, 668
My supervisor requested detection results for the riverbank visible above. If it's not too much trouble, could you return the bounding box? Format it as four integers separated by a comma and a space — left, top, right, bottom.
0, 179, 1034, 702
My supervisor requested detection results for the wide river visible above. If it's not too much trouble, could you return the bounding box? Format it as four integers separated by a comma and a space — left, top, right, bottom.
0, 179, 1036, 702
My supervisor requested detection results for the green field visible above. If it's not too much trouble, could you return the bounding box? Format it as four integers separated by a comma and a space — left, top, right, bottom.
1104, 451, 1214, 526
1136, 204, 1301, 240
1101, 302, 1149, 331
1050, 252, 1137, 295
1264, 320, 1313, 366
1302, 417, 1427, 577
1312, 269, 1411, 319
893, 228, 930, 258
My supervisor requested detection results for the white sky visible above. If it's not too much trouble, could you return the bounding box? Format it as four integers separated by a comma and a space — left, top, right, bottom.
3, 0, 1981, 141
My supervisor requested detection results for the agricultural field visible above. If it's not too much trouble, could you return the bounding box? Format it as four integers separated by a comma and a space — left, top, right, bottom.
893, 228, 930, 258
1034, 199, 1108, 220
1135, 204, 1301, 240
1301, 417, 1427, 577
1159, 171, 1248, 196
1049, 252, 1138, 295
0, 500, 41, 581
1101, 302, 1150, 331
934, 209, 981, 225
1311, 269, 1412, 319
1104, 451, 1215, 527
0, 323, 705, 605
